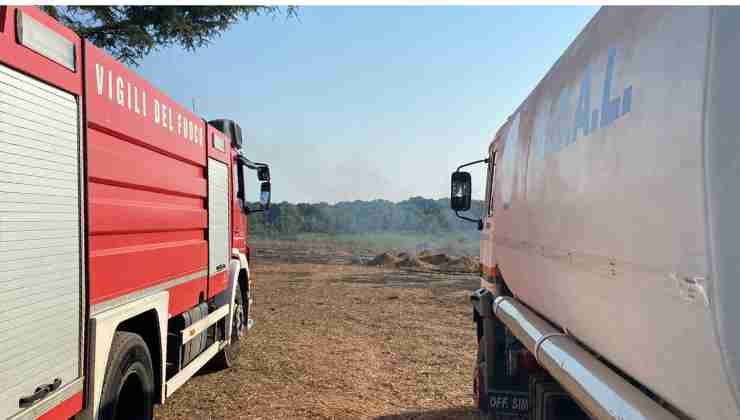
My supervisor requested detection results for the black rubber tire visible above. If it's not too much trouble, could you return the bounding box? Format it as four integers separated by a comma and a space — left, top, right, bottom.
211, 280, 247, 369
98, 331, 155, 420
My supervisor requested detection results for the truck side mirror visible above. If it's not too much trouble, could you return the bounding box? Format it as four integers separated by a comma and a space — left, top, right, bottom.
257, 166, 270, 182
451, 171, 472, 211
259, 181, 271, 210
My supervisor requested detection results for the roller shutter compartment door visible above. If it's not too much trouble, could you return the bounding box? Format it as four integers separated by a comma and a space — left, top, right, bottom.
208, 159, 230, 277
0, 63, 83, 418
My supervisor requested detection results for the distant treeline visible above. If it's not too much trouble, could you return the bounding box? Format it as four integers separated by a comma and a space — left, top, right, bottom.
247, 197, 484, 237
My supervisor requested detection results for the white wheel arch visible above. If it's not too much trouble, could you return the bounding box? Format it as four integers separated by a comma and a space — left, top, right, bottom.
80, 292, 169, 420
226, 250, 250, 341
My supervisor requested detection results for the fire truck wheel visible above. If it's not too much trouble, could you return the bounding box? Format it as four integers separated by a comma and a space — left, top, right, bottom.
99, 331, 155, 420
211, 281, 247, 369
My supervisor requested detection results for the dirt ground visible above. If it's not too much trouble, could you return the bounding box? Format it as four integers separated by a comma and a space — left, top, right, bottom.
155, 240, 479, 420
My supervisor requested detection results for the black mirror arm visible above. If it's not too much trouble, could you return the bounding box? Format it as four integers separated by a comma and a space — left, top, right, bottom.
455, 211, 484, 230
237, 155, 268, 170
243, 203, 268, 214
456, 157, 489, 172
237, 154, 270, 181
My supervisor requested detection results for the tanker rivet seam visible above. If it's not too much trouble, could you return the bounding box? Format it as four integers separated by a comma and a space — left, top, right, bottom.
534, 332, 567, 365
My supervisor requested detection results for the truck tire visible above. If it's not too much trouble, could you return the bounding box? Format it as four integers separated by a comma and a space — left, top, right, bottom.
211, 281, 247, 369
99, 331, 155, 420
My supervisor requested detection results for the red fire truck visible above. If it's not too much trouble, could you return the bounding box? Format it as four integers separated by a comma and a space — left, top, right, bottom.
0, 6, 272, 420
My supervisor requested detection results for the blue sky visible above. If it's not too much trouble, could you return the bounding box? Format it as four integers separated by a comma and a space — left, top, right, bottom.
137, 6, 598, 204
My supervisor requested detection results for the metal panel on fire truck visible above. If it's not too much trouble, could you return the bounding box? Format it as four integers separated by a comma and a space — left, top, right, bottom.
208, 159, 230, 277
0, 62, 83, 419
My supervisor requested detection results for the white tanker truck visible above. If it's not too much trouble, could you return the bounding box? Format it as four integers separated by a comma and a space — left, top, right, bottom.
451, 6, 740, 420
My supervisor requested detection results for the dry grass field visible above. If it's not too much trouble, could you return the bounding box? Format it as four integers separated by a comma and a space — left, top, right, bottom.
155, 239, 479, 420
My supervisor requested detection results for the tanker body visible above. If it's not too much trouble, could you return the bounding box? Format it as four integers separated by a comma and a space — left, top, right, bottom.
451, 6, 740, 420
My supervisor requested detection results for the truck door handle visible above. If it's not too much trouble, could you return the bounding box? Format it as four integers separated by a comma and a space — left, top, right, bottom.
19, 378, 61, 408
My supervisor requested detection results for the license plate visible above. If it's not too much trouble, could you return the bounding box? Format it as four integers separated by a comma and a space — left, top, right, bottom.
489, 390, 529, 417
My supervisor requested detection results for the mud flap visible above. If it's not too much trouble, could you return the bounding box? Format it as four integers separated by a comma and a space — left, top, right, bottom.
471, 288, 530, 420
528, 373, 589, 420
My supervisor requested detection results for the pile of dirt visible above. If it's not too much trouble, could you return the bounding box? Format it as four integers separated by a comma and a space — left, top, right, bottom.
417, 250, 433, 259
419, 253, 452, 266
366, 252, 401, 268
365, 250, 479, 273
441, 256, 479, 272
397, 256, 433, 269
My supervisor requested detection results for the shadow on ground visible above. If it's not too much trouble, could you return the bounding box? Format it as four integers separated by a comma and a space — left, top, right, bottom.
375, 406, 478, 420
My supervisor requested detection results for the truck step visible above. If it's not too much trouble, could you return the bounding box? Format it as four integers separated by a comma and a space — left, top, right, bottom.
181, 304, 229, 345
166, 341, 222, 398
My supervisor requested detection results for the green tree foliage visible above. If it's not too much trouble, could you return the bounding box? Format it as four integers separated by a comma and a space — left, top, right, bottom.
248, 197, 485, 238
41, 6, 297, 65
